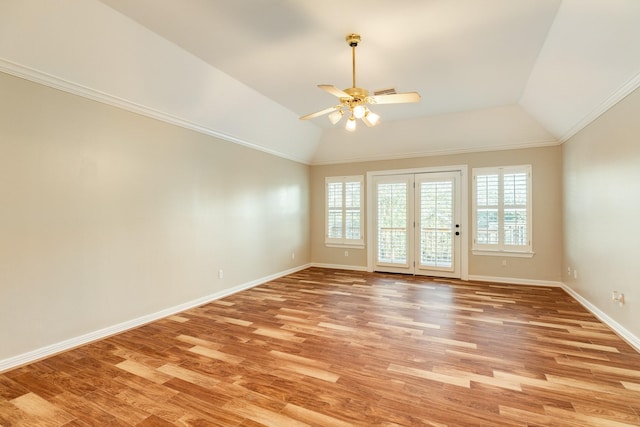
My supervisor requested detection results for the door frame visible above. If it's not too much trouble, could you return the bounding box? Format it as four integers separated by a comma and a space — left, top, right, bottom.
366, 165, 469, 280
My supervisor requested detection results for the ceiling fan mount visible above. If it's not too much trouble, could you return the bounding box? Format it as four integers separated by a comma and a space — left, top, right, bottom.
346, 33, 361, 47
299, 33, 420, 131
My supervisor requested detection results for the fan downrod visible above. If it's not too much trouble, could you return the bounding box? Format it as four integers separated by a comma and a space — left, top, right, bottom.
345, 33, 364, 92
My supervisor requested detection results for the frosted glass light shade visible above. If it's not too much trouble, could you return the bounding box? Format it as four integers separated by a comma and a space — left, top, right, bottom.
328, 110, 343, 124
363, 110, 380, 127
345, 116, 357, 131
353, 105, 366, 119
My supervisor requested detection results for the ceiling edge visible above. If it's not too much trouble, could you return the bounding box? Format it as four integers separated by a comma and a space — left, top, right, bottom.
309, 138, 560, 166
557, 70, 640, 142
0, 58, 312, 165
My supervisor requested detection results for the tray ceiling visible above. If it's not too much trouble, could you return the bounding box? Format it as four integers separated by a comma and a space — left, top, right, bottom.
2, 0, 640, 164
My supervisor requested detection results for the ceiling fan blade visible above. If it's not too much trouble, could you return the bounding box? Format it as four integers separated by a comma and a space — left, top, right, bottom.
370, 92, 421, 105
299, 106, 338, 120
318, 85, 351, 98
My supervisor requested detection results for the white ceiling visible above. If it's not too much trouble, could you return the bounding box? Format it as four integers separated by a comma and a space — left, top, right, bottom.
2, 0, 640, 164
98, 0, 560, 123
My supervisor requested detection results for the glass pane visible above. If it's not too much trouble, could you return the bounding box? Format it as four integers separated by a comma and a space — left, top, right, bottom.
345, 208, 361, 240
476, 174, 499, 207
504, 173, 527, 206
327, 209, 343, 239
504, 208, 527, 245
420, 180, 453, 268
476, 209, 499, 244
377, 182, 407, 265
345, 181, 360, 208
327, 182, 342, 209
504, 172, 528, 246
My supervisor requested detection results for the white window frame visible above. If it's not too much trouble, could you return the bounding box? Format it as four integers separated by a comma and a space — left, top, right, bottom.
472, 165, 533, 257
325, 176, 364, 248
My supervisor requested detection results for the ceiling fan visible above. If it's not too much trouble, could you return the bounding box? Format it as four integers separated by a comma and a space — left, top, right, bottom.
299, 33, 420, 131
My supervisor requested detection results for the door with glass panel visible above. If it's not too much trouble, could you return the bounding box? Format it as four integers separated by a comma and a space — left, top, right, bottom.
373, 175, 413, 274
414, 172, 460, 277
373, 172, 461, 277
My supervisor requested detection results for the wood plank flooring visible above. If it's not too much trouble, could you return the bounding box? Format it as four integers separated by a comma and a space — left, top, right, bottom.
1, 267, 640, 426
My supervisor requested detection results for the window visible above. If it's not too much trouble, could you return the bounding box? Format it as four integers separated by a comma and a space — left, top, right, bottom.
473, 165, 532, 256
326, 176, 364, 247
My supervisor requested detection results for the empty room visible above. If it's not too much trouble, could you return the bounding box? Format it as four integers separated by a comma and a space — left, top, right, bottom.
1, 1, 640, 426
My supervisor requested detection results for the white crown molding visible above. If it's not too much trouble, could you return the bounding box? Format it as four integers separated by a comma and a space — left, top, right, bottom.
0, 58, 310, 165
561, 283, 640, 354
310, 138, 560, 166
558, 70, 640, 143
0, 263, 312, 373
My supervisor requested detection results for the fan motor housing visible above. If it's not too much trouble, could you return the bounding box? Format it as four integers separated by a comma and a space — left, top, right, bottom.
344, 87, 369, 99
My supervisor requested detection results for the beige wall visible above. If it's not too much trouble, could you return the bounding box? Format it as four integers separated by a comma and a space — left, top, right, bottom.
563, 86, 640, 340
0, 72, 310, 361
9, 60, 637, 363
311, 146, 563, 283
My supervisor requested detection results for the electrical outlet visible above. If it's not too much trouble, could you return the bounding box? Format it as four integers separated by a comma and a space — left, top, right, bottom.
573, 269, 578, 279
344, 250, 349, 257
291, 252, 295, 260
567, 267, 571, 276
612, 291, 625, 306
501, 259, 507, 267
218, 269, 224, 279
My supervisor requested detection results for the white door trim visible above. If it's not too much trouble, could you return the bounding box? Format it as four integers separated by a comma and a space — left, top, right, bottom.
366, 165, 469, 280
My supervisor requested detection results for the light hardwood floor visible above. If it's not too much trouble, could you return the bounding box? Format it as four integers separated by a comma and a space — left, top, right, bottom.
1, 267, 640, 426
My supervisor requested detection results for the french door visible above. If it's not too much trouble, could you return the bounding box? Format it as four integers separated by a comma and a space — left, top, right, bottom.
372, 171, 462, 278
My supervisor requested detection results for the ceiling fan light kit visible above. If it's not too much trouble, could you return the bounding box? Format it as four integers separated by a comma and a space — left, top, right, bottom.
300, 33, 420, 131
328, 110, 344, 125
363, 110, 380, 127
346, 115, 357, 132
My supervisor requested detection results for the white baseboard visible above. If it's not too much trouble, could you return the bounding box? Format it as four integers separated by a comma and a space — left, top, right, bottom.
561, 284, 640, 353
3, 266, 637, 373
310, 263, 369, 272
0, 264, 311, 373
468, 276, 639, 353
468, 274, 563, 287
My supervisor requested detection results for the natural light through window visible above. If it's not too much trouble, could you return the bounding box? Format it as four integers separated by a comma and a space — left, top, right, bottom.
326, 176, 364, 247
473, 165, 532, 256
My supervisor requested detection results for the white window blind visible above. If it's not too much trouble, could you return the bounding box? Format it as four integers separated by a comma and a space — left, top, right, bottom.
420, 180, 453, 268
503, 171, 528, 247
326, 176, 364, 246
473, 165, 532, 254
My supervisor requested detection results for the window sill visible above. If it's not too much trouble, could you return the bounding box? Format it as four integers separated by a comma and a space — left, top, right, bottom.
472, 249, 534, 258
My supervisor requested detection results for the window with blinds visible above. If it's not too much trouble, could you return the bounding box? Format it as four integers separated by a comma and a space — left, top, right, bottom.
326, 176, 364, 246
472, 165, 532, 254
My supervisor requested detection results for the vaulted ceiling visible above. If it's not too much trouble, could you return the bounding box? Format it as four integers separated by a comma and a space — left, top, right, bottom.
1, 1, 640, 164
